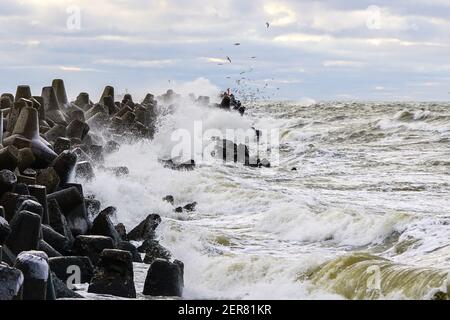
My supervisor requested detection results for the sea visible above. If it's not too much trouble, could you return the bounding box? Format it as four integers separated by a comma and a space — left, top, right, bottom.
79, 99, 450, 300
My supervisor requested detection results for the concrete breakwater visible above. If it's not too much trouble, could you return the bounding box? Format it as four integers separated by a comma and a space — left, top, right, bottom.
0, 80, 184, 300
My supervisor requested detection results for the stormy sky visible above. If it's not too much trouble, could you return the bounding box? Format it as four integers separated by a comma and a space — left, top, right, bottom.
1, 0, 450, 101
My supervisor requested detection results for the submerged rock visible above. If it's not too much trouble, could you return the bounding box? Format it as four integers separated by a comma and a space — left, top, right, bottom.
162, 195, 174, 205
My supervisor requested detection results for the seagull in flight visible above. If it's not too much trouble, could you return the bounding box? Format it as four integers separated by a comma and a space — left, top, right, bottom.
266, 22, 270, 28
226, 56, 232, 63
234, 43, 241, 46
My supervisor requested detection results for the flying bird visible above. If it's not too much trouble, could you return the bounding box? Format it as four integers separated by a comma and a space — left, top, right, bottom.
266, 22, 270, 28
251, 56, 256, 59
226, 56, 232, 63
234, 43, 241, 46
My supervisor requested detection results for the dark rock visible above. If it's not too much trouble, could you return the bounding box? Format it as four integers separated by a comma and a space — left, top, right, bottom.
42, 224, 72, 255
1, 244, 17, 266
75, 161, 95, 180
52, 79, 68, 107
88, 249, 136, 298
103, 96, 118, 115
48, 256, 94, 284
115, 223, 127, 241
51, 150, 77, 185
47, 186, 89, 236
0, 192, 36, 221
117, 241, 142, 263
72, 235, 114, 264
104, 140, 120, 154
85, 196, 101, 221
68, 109, 85, 123
141, 240, 172, 264
259, 158, 271, 168
86, 145, 103, 162
50, 271, 83, 299
0, 95, 12, 110
16, 174, 36, 185
41, 87, 67, 125
0, 216, 11, 245
0, 169, 17, 197
6, 210, 41, 256
45, 266, 56, 300
0, 206, 4, 218
127, 214, 161, 242
99, 86, 115, 105
0, 146, 19, 171
160, 159, 196, 171
17, 148, 35, 171
28, 185, 49, 225
6, 99, 28, 134
162, 195, 174, 205
89, 207, 122, 246
174, 207, 183, 213
74, 92, 91, 111
15, 85, 32, 102
0, 264, 23, 300
14, 251, 49, 300
13, 183, 29, 195
67, 119, 89, 141
36, 167, 60, 193
183, 202, 197, 212
17, 199, 43, 219
0, 194, 39, 222
143, 259, 184, 297
3, 107, 57, 168
53, 137, 71, 155
38, 239, 62, 258
106, 166, 129, 177
0, 192, 19, 221
22, 169, 37, 178
47, 198, 74, 243
86, 112, 108, 128
85, 103, 107, 121
44, 124, 66, 143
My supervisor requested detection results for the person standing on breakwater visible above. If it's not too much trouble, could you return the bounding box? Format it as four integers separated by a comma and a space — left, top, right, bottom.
219, 89, 245, 115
